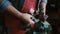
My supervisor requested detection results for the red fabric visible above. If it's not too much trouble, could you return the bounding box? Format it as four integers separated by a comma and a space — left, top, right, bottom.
5, 12, 26, 34
22, 0, 37, 13
30, 24, 35, 28
5, 12, 20, 34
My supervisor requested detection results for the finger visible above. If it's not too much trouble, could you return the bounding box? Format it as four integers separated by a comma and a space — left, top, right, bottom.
29, 18, 35, 24
25, 13, 32, 17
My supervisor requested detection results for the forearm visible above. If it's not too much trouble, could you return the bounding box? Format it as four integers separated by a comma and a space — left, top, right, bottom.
6, 5, 23, 19
40, 2, 47, 15
0, 0, 23, 19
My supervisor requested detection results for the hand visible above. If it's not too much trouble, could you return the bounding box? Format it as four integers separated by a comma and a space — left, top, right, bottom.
42, 15, 46, 21
37, 12, 46, 21
39, 14, 48, 21
20, 13, 35, 24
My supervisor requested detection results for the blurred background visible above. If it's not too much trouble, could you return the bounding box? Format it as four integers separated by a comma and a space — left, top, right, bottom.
46, 0, 60, 34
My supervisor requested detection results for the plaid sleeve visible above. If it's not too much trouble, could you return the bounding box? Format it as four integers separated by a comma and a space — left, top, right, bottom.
41, 0, 48, 3
0, 0, 11, 10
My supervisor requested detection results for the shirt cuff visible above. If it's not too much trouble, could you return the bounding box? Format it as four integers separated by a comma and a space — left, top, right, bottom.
41, 0, 48, 3
0, 0, 11, 10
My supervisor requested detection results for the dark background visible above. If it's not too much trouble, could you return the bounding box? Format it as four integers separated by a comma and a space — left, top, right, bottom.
46, 0, 60, 34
